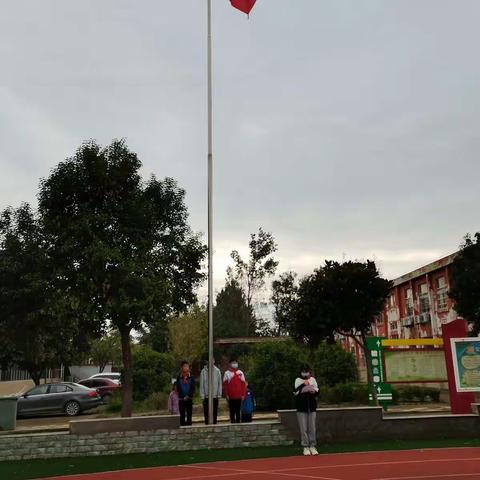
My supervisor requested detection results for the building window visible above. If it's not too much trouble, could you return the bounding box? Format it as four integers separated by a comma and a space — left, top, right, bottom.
418, 283, 430, 313
404, 288, 414, 316
435, 276, 448, 311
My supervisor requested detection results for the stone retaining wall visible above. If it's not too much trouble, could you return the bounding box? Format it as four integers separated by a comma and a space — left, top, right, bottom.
278, 407, 480, 442
0, 421, 292, 462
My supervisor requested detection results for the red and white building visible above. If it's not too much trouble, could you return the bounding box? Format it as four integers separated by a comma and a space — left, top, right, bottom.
341, 252, 461, 370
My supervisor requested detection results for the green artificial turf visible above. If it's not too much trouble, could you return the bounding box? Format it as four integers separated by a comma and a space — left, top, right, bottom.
2, 438, 480, 480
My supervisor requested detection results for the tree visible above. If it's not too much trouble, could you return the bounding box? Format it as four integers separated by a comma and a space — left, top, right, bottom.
39, 140, 206, 416
131, 345, 175, 401
138, 318, 170, 353
89, 332, 122, 373
449, 233, 480, 334
168, 305, 208, 363
296, 260, 391, 404
248, 340, 308, 410
312, 342, 358, 386
228, 228, 278, 312
0, 204, 87, 385
213, 279, 255, 338
271, 271, 299, 336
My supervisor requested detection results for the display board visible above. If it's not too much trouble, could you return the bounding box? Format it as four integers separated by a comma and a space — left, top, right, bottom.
450, 338, 480, 392
384, 349, 447, 383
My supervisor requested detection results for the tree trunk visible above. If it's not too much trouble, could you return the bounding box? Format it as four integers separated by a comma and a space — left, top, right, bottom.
120, 328, 133, 417
28, 368, 42, 386
360, 333, 379, 406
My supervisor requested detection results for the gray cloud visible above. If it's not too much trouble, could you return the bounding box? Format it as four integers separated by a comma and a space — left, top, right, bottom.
1, 0, 479, 296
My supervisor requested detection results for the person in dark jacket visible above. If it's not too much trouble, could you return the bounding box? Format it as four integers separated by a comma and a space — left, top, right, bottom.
176, 361, 195, 426
294, 364, 319, 456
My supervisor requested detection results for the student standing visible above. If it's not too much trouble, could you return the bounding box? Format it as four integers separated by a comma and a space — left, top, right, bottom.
167, 381, 179, 415
241, 382, 255, 423
176, 361, 195, 426
223, 358, 246, 423
200, 358, 222, 424
294, 364, 319, 456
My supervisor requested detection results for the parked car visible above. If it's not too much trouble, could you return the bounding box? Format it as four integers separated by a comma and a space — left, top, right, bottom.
78, 377, 121, 402
87, 372, 122, 384
17, 383, 102, 417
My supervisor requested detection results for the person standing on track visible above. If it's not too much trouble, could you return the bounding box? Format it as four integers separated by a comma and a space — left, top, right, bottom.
223, 357, 247, 423
176, 361, 195, 426
294, 363, 319, 456
200, 357, 222, 424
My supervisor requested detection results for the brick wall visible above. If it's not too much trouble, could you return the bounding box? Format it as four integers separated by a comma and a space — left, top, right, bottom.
0, 421, 292, 462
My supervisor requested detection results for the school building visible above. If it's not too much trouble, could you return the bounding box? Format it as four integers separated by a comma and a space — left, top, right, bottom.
339, 252, 461, 375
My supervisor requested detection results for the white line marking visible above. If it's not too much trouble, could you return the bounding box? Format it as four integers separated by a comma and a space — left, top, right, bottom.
267, 457, 480, 474
186, 463, 341, 480
373, 474, 480, 480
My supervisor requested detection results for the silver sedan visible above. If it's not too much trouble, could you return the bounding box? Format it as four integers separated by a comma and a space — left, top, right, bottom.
17, 382, 102, 417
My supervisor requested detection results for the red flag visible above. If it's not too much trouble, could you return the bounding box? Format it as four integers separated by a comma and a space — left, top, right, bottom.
230, 0, 257, 15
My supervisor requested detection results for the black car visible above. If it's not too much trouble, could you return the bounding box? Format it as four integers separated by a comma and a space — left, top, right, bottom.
17, 382, 102, 417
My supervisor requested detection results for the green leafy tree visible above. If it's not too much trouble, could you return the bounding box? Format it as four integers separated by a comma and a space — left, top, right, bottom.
313, 342, 358, 386
271, 271, 298, 336
89, 332, 122, 373
0, 204, 87, 385
449, 233, 480, 334
139, 318, 170, 353
38, 140, 206, 416
131, 345, 175, 401
228, 228, 278, 332
248, 340, 308, 410
296, 260, 391, 404
213, 280, 255, 338
168, 305, 208, 363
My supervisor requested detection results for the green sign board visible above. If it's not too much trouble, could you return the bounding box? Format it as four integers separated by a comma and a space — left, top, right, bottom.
366, 336, 392, 409
384, 349, 447, 383
451, 338, 480, 392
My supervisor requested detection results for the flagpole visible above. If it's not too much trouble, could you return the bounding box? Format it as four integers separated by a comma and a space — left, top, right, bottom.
207, 0, 215, 426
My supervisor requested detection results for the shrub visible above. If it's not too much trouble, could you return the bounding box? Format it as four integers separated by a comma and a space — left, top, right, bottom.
312, 342, 358, 386
248, 340, 308, 411
318, 383, 369, 404
131, 345, 175, 401
139, 391, 170, 412
105, 391, 123, 413
393, 385, 441, 403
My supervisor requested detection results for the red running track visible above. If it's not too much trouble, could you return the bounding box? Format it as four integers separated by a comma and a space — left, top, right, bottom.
41, 447, 480, 480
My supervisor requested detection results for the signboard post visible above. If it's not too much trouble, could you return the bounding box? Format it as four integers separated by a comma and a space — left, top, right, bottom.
366, 337, 393, 409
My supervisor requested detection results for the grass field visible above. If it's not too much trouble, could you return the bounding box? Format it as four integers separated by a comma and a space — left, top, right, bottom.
2, 438, 480, 480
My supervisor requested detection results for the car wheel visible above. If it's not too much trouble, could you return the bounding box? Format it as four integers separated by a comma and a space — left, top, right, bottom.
64, 401, 81, 416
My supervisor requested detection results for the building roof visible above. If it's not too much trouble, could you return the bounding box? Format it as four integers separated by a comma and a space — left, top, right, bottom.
392, 252, 458, 287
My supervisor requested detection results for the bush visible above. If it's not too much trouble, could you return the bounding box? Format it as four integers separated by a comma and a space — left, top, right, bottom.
318, 383, 369, 404
104, 391, 123, 413
131, 345, 176, 401
392, 385, 441, 403
139, 391, 170, 412
248, 340, 308, 411
312, 342, 358, 386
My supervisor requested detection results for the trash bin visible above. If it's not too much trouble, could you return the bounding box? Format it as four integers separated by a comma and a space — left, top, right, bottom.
0, 396, 18, 431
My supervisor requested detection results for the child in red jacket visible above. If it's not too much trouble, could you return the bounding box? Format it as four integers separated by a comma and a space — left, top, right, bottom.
223, 357, 247, 423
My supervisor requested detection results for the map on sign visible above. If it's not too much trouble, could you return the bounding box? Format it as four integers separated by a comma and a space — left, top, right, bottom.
384, 349, 447, 383
451, 338, 480, 392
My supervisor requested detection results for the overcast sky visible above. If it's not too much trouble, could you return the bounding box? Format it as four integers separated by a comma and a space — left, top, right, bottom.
1, 0, 479, 298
